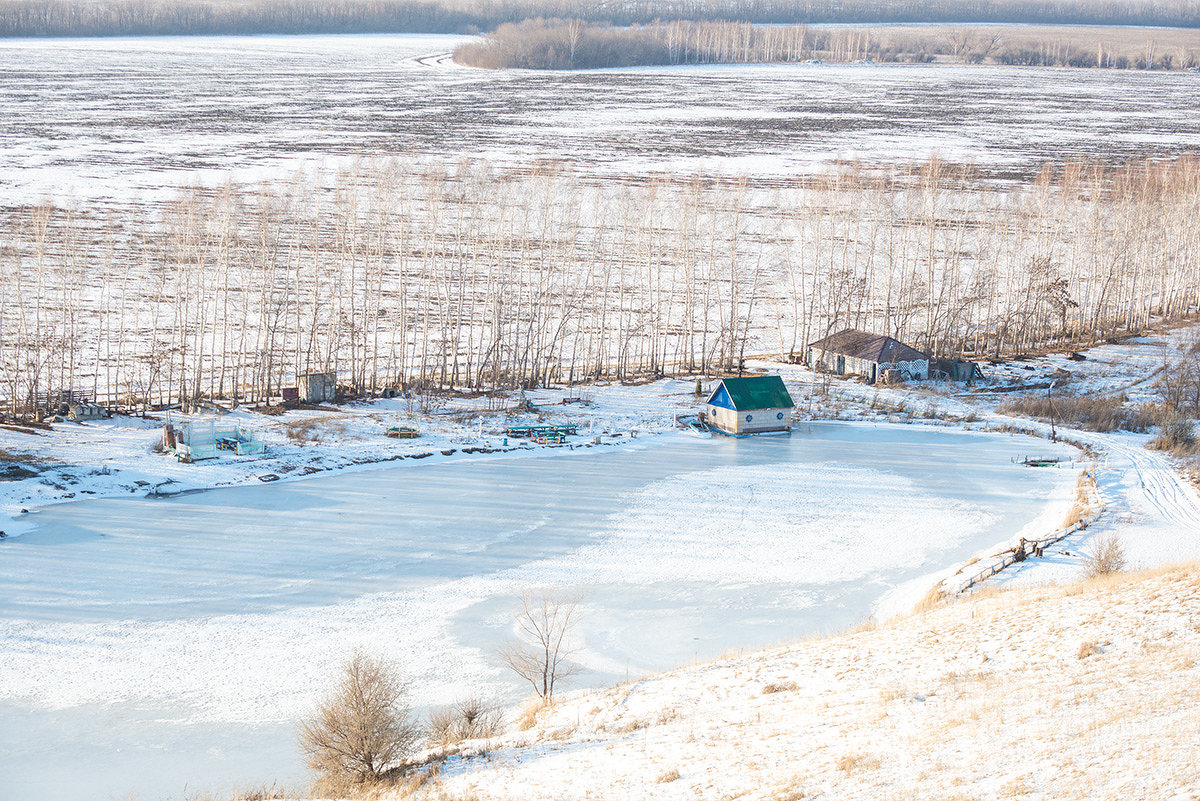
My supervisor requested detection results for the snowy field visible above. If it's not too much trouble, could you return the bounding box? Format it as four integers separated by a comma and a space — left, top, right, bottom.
0, 423, 1077, 800
3, 34, 1200, 203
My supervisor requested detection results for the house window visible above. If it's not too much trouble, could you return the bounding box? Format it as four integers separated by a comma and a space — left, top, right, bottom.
776, 412, 784, 420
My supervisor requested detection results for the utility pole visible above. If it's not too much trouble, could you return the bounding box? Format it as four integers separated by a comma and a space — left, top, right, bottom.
1048, 380, 1058, 442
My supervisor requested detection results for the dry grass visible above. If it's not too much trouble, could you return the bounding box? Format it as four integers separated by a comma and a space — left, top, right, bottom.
181, 785, 296, 801
407, 561, 1200, 801
606, 717, 648, 734
655, 767, 681, 783
283, 418, 333, 444
766, 783, 813, 801
998, 394, 1161, 433
912, 584, 949, 614
1063, 469, 1101, 528
835, 752, 882, 775
514, 697, 547, 731
1148, 417, 1198, 455
762, 680, 800, 694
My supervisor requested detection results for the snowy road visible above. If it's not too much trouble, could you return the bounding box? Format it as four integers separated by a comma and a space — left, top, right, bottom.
1104, 437, 1200, 530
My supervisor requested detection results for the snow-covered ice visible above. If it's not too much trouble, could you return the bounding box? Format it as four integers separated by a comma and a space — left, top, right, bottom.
0, 421, 1076, 800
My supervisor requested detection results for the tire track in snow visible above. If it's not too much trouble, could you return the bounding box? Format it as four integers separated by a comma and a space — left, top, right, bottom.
410, 52, 457, 68
1102, 436, 1200, 530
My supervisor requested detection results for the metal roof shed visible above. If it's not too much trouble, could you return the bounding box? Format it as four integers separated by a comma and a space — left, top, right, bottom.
704, 375, 795, 436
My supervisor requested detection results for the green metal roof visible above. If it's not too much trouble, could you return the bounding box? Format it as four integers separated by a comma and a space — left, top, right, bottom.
711, 375, 795, 410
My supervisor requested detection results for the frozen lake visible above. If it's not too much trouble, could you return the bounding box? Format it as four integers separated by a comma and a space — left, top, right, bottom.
4, 33, 1200, 202
0, 423, 1078, 800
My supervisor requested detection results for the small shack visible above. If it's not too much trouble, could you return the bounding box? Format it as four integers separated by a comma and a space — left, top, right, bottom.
298, 371, 337, 404
930, 357, 982, 384
68, 402, 107, 422
702, 375, 795, 436
806, 329, 929, 384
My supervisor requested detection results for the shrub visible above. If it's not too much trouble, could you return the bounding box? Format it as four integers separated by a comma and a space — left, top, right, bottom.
298, 650, 420, 789
428, 696, 504, 747
500, 589, 583, 702
1082, 532, 1127, 579
1150, 417, 1196, 452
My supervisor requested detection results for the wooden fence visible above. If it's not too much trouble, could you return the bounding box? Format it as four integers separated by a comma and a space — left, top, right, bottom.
949, 470, 1102, 595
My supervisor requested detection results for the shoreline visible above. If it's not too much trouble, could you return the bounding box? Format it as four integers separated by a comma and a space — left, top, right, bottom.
3, 406, 1092, 621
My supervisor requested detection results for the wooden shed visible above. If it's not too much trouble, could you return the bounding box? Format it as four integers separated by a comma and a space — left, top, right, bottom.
806, 329, 929, 384
298, 371, 336, 403
930, 357, 982, 384
703, 375, 795, 436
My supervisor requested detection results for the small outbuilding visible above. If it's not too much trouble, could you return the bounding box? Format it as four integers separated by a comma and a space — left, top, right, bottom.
67, 402, 107, 422
703, 375, 795, 436
930, 357, 982, 384
806, 329, 929, 384
298, 371, 337, 404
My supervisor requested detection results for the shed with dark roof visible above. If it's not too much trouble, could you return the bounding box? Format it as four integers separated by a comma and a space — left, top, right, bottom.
702, 375, 795, 436
806, 329, 929, 384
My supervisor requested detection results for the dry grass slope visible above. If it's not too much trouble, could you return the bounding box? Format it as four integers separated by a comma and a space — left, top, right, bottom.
410, 563, 1200, 800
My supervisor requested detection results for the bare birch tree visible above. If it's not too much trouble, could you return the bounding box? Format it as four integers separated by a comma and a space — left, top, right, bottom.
500, 588, 583, 702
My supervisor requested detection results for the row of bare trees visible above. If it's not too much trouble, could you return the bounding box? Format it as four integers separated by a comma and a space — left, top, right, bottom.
455, 18, 1199, 70
2, 0, 1198, 38
774, 157, 1200, 360
2, 155, 1199, 415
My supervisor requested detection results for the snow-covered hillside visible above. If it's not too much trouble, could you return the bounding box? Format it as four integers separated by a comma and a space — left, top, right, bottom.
419, 563, 1200, 801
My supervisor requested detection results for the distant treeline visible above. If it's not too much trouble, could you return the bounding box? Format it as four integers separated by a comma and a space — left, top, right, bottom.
454, 18, 1200, 69
2, 0, 1200, 38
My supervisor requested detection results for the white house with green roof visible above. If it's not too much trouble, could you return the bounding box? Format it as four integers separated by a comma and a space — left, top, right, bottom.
702, 375, 795, 436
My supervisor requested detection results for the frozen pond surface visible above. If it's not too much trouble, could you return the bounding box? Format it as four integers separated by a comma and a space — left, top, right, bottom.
0, 423, 1079, 800
4, 33, 1200, 202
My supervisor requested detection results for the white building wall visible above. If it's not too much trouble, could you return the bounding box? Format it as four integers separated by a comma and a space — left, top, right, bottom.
885, 359, 929, 380
706, 404, 792, 435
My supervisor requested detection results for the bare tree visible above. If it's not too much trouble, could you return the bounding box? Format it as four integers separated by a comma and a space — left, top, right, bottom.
500, 588, 583, 703
298, 649, 420, 789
